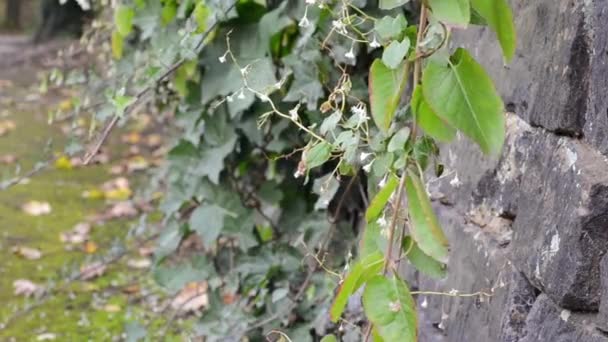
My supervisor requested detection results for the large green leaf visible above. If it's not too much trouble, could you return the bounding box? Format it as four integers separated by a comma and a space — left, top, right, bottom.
306, 142, 332, 170
369, 59, 408, 133
427, 0, 470, 25
366, 174, 399, 223
411, 86, 455, 142
422, 48, 505, 155
375, 14, 408, 41
382, 39, 411, 70
470, 0, 516, 62
402, 236, 447, 279
330, 251, 384, 322
363, 275, 417, 342
189, 205, 227, 243
405, 171, 449, 263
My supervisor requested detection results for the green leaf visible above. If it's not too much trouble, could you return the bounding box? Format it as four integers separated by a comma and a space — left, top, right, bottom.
369, 59, 408, 133
111, 30, 124, 60
114, 5, 135, 37
306, 142, 332, 170
189, 205, 227, 243
360, 221, 385, 259
470, 0, 516, 62
366, 174, 399, 223
402, 236, 447, 279
375, 14, 408, 41
379, 0, 410, 10
161, 0, 178, 25
427, 0, 470, 25
320, 110, 342, 136
382, 39, 410, 70
330, 251, 384, 322
422, 48, 505, 155
411, 86, 456, 142
320, 335, 338, 342
405, 171, 449, 263
193, 2, 210, 33
363, 275, 417, 342
388, 127, 411, 153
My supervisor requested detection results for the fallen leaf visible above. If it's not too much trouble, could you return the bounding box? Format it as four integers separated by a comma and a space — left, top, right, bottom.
36, 333, 56, 341
0, 119, 16, 136
109, 164, 126, 175
12, 246, 42, 260
22, 201, 52, 216
14, 279, 43, 297
107, 201, 138, 218
126, 156, 149, 172
58, 99, 73, 111
0, 79, 13, 88
80, 262, 107, 280
138, 245, 154, 257
103, 304, 121, 313
222, 292, 238, 305
171, 282, 209, 312
0, 154, 17, 164
121, 132, 142, 144
82, 189, 105, 199
128, 145, 141, 156
122, 283, 140, 295
127, 258, 151, 269
54, 155, 73, 170
145, 134, 162, 148
60, 222, 91, 244
83, 241, 98, 254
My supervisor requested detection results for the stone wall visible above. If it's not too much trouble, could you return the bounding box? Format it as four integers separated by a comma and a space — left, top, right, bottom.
410, 1, 608, 341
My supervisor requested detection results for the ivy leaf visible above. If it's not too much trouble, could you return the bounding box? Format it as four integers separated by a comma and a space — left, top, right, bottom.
427, 0, 470, 26
470, 0, 516, 62
422, 48, 505, 155
362, 275, 417, 342
320, 335, 338, 342
387, 127, 411, 153
369, 59, 408, 133
115, 5, 135, 37
374, 14, 408, 41
402, 236, 447, 279
405, 170, 449, 263
189, 205, 227, 244
365, 174, 399, 223
382, 39, 410, 70
330, 251, 384, 322
305, 142, 332, 170
320, 111, 342, 136
379, 0, 410, 10
411, 86, 455, 142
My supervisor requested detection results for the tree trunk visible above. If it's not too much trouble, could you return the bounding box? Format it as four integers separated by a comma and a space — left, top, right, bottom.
5, 0, 21, 29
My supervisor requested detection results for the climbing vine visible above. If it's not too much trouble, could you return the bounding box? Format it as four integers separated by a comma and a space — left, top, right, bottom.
65, 0, 515, 340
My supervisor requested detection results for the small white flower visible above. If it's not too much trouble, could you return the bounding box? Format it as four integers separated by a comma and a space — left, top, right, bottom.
226, 94, 234, 103
377, 216, 387, 227
448, 289, 459, 296
218, 53, 227, 63
421, 297, 428, 308
351, 103, 369, 126
359, 152, 371, 162
305, 0, 315, 4
299, 16, 310, 28
363, 160, 373, 173
378, 176, 387, 187
294, 169, 304, 178
450, 174, 462, 187
332, 20, 346, 34
237, 89, 246, 100
369, 36, 381, 48
240, 65, 250, 75
289, 104, 301, 121
345, 47, 355, 60
274, 78, 285, 89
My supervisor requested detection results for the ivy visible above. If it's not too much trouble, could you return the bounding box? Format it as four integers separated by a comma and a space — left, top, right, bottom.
71, 0, 516, 339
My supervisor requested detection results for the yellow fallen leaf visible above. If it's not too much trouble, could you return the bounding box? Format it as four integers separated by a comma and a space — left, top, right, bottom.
58, 99, 73, 111
104, 187, 132, 200
171, 282, 209, 312
127, 155, 149, 172
121, 132, 141, 144
82, 189, 104, 199
83, 241, 98, 254
54, 155, 73, 170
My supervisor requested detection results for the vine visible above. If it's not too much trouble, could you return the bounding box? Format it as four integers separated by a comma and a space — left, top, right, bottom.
58, 0, 516, 340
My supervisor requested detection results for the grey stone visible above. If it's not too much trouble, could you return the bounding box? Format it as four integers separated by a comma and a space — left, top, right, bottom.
499, 272, 538, 342
520, 295, 607, 342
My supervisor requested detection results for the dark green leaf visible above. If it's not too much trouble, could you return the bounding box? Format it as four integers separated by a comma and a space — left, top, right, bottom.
189, 205, 227, 243
379, 0, 410, 10
306, 142, 332, 170
470, 0, 516, 62
403, 236, 447, 279
369, 59, 408, 133
422, 48, 505, 155
366, 174, 399, 223
411, 86, 456, 142
388, 127, 411, 153
405, 171, 449, 263
363, 275, 417, 341
330, 251, 384, 322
